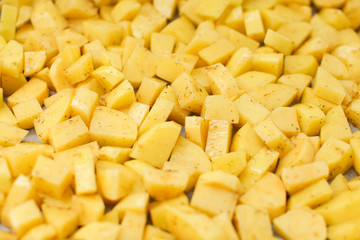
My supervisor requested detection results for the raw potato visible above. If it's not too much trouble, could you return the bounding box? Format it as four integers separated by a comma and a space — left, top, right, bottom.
4, 0, 360, 239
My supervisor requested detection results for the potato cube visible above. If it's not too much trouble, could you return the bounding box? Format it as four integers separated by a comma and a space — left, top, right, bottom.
166, 205, 225, 240
143, 168, 187, 201
252, 52, 284, 77
347, 49, 360, 84
284, 55, 318, 77
316, 190, 360, 225
111, 0, 141, 22
264, 29, 294, 55
0, 40, 23, 78
295, 37, 329, 61
267, 107, 300, 137
82, 40, 107, 69
106, 80, 136, 110
56, 0, 97, 19
41, 202, 79, 239
231, 123, 266, 158
215, 25, 260, 51
320, 53, 349, 80
275, 136, 316, 176
31, 155, 72, 198
13, 98, 43, 129
1, 175, 38, 228
212, 151, 247, 177
293, 103, 325, 136
73, 155, 97, 196
153, 0, 176, 19
0, 4, 17, 41
320, 106, 352, 144
74, 194, 105, 226
236, 71, 277, 91
72, 221, 120, 240
281, 161, 329, 195
195, 0, 230, 20
226, 47, 253, 77
234, 94, 269, 127
144, 225, 175, 240
21, 224, 57, 240
113, 192, 149, 220
205, 63, 241, 99
234, 205, 274, 240
0, 122, 28, 147
131, 3, 166, 44
117, 211, 146, 240
24, 51, 47, 77
312, 67, 346, 105
277, 21, 312, 50
136, 77, 167, 106
185, 116, 208, 150
122, 46, 159, 88
287, 179, 333, 210
96, 161, 136, 203
127, 102, 150, 127
31, 1, 67, 33
65, 53, 93, 85
172, 72, 208, 114
157, 85, 191, 125
71, 87, 99, 126
240, 172, 286, 219
274, 207, 327, 240
163, 136, 211, 191
254, 120, 294, 158
0, 101, 18, 126
89, 106, 138, 147
184, 21, 219, 55
0, 157, 11, 194
92, 65, 125, 93
278, 74, 312, 102
99, 146, 131, 164
244, 9, 265, 41
225, 6, 245, 33
205, 120, 232, 159
330, 173, 349, 197
130, 121, 181, 168
160, 17, 195, 45
201, 95, 239, 124
150, 32, 175, 57
9, 200, 43, 237
190, 171, 241, 218
49, 59, 74, 93
199, 38, 235, 65
328, 217, 360, 240
83, 20, 122, 46
156, 53, 198, 83
314, 136, 352, 179
180, 0, 207, 25
301, 88, 336, 115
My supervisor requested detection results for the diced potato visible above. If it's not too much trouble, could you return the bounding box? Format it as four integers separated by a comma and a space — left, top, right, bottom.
199, 38, 235, 65
231, 123, 266, 158
130, 121, 181, 168
205, 119, 232, 159
144, 225, 175, 240
117, 211, 146, 240
185, 116, 208, 149
126, 102, 150, 127
311, 15, 341, 50
24, 51, 47, 77
74, 194, 105, 226
106, 80, 136, 110
277, 21, 312, 50
8, 200, 43, 237
320, 53, 349, 80
284, 54, 318, 77
240, 172, 286, 219
96, 160, 136, 203
0, 122, 28, 147
150, 32, 175, 56
234, 204, 274, 240
1, 175, 38, 228
226, 47, 253, 77
244, 9, 265, 41
190, 171, 241, 218
136, 77, 167, 106
56, 0, 97, 19
201, 95, 239, 124
313, 0, 345, 9
111, 0, 141, 22
49, 59, 74, 92
278, 74, 312, 102
163, 136, 211, 191
71, 87, 99, 126
296, 37, 329, 61
172, 72, 208, 114
0, 101, 19, 126
330, 173, 350, 197
72, 221, 120, 240
0, 40, 23, 78
287, 179, 333, 210
235, 93, 270, 126
274, 207, 327, 240
31, 155, 72, 198
184, 21, 219, 55
122, 46, 159, 88
0, 157, 12, 194
320, 106, 352, 144
31, 1, 67, 33
267, 107, 300, 137
83, 20, 122, 47
212, 150, 247, 176
212, 212, 238, 240
99, 146, 131, 164
236, 71, 277, 91
252, 52, 284, 77
281, 161, 329, 195
65, 53, 94, 85
143, 168, 188, 201
92, 65, 125, 93
73, 154, 97, 195
153, 0, 177, 19
13, 98, 42, 129
113, 192, 149, 220
314, 136, 352, 179
293, 103, 326, 136
264, 29, 294, 55
165, 205, 225, 240
89, 106, 138, 148
21, 224, 57, 240
316, 190, 360, 225
161, 17, 195, 45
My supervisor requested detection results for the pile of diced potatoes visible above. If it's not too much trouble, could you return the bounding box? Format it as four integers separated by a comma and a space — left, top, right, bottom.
2, 0, 360, 239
